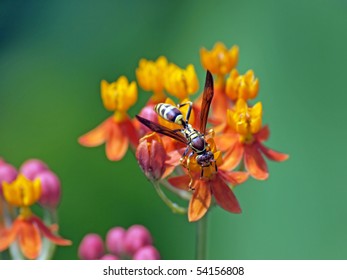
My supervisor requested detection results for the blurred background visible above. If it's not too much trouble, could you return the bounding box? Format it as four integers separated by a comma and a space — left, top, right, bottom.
1, 0, 347, 259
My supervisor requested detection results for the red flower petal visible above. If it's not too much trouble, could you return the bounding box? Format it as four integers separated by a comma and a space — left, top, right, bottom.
78, 118, 111, 147
220, 141, 244, 170
218, 170, 249, 185
0, 219, 22, 251
106, 123, 129, 161
211, 175, 241, 213
257, 143, 289, 162
120, 118, 139, 148
18, 220, 41, 259
188, 180, 211, 222
168, 175, 191, 190
30, 216, 72, 246
244, 144, 269, 180
255, 125, 270, 142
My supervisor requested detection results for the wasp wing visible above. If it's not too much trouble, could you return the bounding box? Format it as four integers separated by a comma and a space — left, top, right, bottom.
136, 115, 188, 144
200, 70, 214, 134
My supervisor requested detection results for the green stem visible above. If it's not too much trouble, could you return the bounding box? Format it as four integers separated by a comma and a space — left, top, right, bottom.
161, 180, 192, 201
195, 214, 208, 260
153, 182, 187, 214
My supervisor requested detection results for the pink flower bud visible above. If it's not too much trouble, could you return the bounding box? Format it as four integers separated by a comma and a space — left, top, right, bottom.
106, 227, 126, 255
20, 159, 48, 180
36, 170, 61, 208
133, 245, 160, 260
0, 163, 18, 196
78, 233, 105, 260
100, 254, 119, 260
136, 133, 166, 181
138, 105, 158, 137
124, 225, 152, 255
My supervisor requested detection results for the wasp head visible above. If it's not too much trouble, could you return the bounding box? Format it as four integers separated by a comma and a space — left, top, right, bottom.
196, 151, 214, 167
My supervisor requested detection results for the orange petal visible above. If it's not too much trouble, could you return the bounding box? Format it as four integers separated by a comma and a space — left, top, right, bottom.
78, 118, 111, 147
214, 133, 237, 152
211, 88, 229, 123
258, 143, 289, 162
255, 125, 270, 142
211, 175, 241, 213
120, 118, 139, 148
106, 123, 129, 161
244, 144, 268, 180
18, 220, 41, 259
218, 170, 249, 185
30, 216, 72, 246
188, 180, 211, 222
168, 175, 191, 190
0, 219, 22, 251
220, 141, 244, 170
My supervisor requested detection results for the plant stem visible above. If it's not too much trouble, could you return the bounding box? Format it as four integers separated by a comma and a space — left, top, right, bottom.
153, 182, 187, 214
195, 214, 208, 260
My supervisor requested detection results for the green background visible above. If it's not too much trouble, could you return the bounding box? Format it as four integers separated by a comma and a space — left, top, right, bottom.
1, 0, 347, 259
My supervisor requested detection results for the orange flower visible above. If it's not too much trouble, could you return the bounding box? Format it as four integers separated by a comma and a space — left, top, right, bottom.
225, 69, 259, 101
168, 139, 248, 222
79, 76, 139, 161
0, 215, 71, 259
216, 99, 288, 180
0, 174, 71, 259
136, 56, 169, 103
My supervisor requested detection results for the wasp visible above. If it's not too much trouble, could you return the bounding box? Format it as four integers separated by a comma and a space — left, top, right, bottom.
136, 71, 216, 186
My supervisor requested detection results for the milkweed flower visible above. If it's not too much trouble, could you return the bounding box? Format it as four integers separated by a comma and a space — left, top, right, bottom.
200, 42, 239, 80
79, 225, 160, 260
0, 173, 71, 259
169, 139, 248, 222
225, 69, 259, 101
79, 76, 139, 161
217, 99, 288, 180
164, 63, 199, 101
136, 56, 169, 103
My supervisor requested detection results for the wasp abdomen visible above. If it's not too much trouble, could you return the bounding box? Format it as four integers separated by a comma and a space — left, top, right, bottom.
154, 103, 184, 125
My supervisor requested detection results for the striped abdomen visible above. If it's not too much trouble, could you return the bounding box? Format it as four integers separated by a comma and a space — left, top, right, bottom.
154, 103, 184, 125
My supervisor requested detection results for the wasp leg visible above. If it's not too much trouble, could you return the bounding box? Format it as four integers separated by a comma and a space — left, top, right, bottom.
185, 151, 195, 191
177, 101, 193, 123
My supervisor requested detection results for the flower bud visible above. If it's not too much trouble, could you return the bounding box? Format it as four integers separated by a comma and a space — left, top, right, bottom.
100, 254, 119, 260
136, 133, 166, 181
106, 227, 126, 255
133, 245, 160, 260
20, 159, 48, 180
124, 225, 152, 255
78, 233, 105, 260
0, 163, 17, 196
36, 170, 61, 208
137, 105, 159, 137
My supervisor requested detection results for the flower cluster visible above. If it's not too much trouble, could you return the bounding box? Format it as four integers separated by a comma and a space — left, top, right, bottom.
0, 159, 71, 259
78, 225, 160, 260
78, 42, 288, 223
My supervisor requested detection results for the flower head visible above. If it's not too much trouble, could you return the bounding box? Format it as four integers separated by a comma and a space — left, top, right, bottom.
226, 69, 259, 101
79, 76, 139, 161
169, 138, 248, 222
216, 100, 288, 180
164, 63, 199, 100
2, 174, 41, 208
136, 56, 168, 102
200, 42, 239, 77
228, 99, 262, 143
101, 76, 138, 122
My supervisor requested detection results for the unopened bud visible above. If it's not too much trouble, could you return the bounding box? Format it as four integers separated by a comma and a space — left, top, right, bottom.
36, 170, 61, 208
